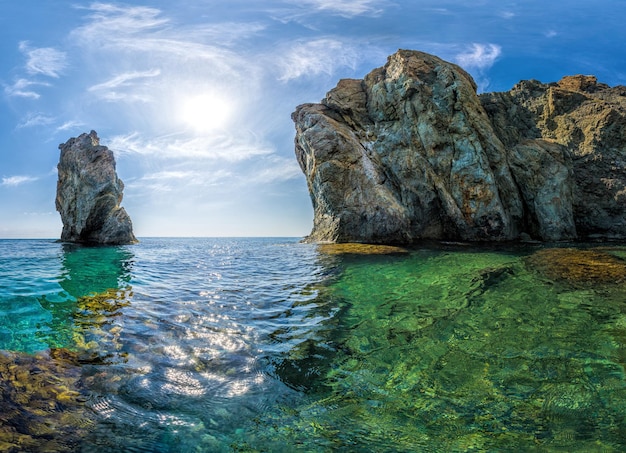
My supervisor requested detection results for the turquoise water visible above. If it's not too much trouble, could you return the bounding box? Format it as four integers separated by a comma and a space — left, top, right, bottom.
0, 238, 625, 451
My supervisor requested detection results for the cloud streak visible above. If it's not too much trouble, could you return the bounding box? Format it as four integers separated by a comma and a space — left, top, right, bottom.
19, 42, 67, 78
454, 43, 502, 91
287, 0, 387, 18
16, 113, 56, 129
276, 38, 360, 81
4, 79, 51, 99
88, 69, 162, 102
107, 131, 274, 162
455, 43, 501, 71
1, 175, 39, 187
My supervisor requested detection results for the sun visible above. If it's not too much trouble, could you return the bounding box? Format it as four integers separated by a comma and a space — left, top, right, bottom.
178, 92, 234, 133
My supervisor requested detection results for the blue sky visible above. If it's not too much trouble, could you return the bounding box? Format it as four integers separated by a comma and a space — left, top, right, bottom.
1, 0, 625, 238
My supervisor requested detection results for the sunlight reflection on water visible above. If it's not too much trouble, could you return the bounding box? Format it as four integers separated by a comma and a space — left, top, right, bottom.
1, 239, 626, 451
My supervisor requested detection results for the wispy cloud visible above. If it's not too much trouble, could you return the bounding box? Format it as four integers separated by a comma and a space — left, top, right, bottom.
286, 0, 387, 18
19, 41, 67, 78
3, 78, 50, 99
276, 38, 359, 81
17, 113, 56, 129
89, 69, 161, 92
247, 155, 302, 184
72, 3, 169, 42
88, 69, 162, 102
454, 43, 502, 91
69, 3, 259, 114
56, 120, 85, 132
107, 131, 273, 162
1, 175, 39, 187
127, 169, 233, 194
70, 3, 256, 69
455, 43, 501, 71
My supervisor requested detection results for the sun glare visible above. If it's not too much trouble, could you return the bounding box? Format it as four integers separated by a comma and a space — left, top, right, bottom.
178, 92, 234, 133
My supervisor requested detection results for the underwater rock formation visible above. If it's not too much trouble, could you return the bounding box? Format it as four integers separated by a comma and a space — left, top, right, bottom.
525, 247, 626, 286
0, 348, 95, 452
317, 243, 408, 255
56, 131, 137, 244
293, 50, 626, 243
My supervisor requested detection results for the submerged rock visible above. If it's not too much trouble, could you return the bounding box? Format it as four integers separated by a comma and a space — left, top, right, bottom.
317, 243, 408, 255
525, 247, 626, 286
0, 348, 95, 452
56, 131, 137, 245
293, 50, 626, 243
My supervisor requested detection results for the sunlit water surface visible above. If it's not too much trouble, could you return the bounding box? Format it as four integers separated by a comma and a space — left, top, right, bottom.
0, 238, 625, 452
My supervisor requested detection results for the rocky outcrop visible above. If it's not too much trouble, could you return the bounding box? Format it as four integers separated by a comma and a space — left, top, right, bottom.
481, 76, 626, 240
56, 131, 137, 245
293, 49, 626, 243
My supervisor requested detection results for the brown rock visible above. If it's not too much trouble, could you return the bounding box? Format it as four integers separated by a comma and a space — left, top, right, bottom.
56, 131, 137, 245
294, 49, 626, 243
482, 74, 626, 240
525, 247, 626, 286
293, 50, 523, 243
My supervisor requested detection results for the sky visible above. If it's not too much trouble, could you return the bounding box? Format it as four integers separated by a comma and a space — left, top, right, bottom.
1, 0, 625, 238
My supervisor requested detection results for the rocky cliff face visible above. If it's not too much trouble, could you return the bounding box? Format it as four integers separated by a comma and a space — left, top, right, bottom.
293, 50, 626, 243
56, 131, 137, 245
481, 76, 626, 240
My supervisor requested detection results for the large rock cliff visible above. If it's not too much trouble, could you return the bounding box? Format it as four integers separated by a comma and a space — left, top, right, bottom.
56, 131, 137, 245
293, 50, 626, 243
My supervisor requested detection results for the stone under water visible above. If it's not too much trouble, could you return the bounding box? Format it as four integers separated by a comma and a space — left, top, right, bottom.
56, 130, 137, 245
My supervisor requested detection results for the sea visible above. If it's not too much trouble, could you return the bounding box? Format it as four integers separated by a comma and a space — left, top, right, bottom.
1, 237, 625, 452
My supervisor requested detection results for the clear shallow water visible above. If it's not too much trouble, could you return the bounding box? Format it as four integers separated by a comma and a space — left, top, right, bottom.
0, 238, 625, 452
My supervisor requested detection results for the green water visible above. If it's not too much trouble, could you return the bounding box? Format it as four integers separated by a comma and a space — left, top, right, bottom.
261, 246, 626, 452
1, 239, 626, 451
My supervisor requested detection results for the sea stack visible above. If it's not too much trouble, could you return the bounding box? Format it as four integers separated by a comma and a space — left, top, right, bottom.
56, 130, 137, 245
293, 49, 626, 244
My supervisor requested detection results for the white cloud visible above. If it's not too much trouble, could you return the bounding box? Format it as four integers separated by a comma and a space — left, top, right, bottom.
72, 3, 169, 42
452, 43, 502, 92
88, 69, 162, 102
287, 0, 387, 18
89, 69, 161, 92
106, 131, 273, 162
19, 41, 67, 78
247, 155, 302, 184
127, 169, 233, 194
17, 113, 56, 129
276, 38, 359, 81
1, 175, 39, 187
3, 78, 50, 99
70, 3, 257, 70
455, 43, 502, 71
545, 30, 558, 38
56, 120, 85, 132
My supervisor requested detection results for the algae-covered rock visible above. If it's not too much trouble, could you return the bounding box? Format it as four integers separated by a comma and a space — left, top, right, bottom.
525, 247, 626, 286
73, 287, 132, 363
0, 349, 95, 452
317, 243, 408, 255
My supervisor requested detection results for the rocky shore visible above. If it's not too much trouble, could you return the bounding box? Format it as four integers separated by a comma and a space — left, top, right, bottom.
293, 50, 626, 244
